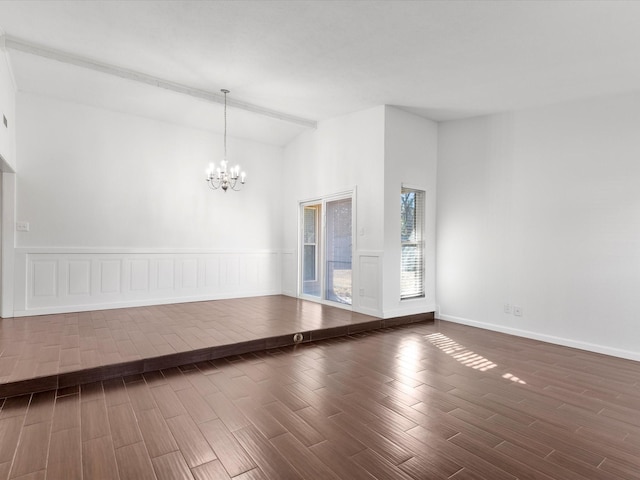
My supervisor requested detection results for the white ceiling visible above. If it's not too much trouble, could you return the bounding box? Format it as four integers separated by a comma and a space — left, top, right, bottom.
1, 0, 640, 146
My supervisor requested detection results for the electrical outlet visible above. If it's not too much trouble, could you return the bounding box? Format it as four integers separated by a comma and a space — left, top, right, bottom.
16, 221, 30, 232
503, 303, 511, 314
513, 306, 522, 316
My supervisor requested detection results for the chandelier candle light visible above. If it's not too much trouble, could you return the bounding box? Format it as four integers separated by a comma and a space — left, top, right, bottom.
206, 89, 246, 192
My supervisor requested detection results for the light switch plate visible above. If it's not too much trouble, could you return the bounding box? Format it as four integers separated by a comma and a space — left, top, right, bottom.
16, 221, 29, 232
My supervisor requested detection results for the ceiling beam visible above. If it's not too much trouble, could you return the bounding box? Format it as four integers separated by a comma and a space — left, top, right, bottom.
2, 35, 317, 129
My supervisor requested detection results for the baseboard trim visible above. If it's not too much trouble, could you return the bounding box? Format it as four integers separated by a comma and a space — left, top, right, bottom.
438, 313, 640, 362
12, 290, 281, 318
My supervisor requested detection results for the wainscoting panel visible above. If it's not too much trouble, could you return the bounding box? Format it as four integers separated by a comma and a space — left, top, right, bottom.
157, 258, 175, 290
100, 260, 122, 294
280, 250, 297, 297
68, 260, 91, 295
15, 249, 282, 316
221, 255, 240, 289
355, 251, 382, 316
32, 260, 57, 298
204, 257, 220, 288
181, 258, 198, 289
130, 259, 150, 292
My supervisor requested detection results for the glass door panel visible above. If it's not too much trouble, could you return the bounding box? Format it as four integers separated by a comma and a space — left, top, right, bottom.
325, 198, 352, 305
302, 204, 321, 297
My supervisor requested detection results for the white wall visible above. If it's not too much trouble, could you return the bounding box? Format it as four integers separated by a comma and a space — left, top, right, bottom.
282, 106, 386, 314
17, 93, 282, 249
383, 106, 437, 318
0, 48, 15, 170
13, 92, 284, 315
0, 47, 17, 317
437, 91, 640, 361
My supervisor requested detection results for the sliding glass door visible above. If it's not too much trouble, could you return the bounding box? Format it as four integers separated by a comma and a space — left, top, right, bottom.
300, 194, 353, 306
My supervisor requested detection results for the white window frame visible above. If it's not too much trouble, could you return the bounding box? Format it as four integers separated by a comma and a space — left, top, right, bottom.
400, 186, 425, 300
302, 205, 320, 283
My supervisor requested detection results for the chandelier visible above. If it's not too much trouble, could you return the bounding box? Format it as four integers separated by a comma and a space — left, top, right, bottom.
205, 89, 246, 192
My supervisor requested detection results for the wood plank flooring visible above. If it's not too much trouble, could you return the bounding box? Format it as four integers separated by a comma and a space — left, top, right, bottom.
1, 319, 639, 479
0, 296, 427, 397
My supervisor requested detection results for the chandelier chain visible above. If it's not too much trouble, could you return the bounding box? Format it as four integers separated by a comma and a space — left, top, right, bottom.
223, 89, 227, 159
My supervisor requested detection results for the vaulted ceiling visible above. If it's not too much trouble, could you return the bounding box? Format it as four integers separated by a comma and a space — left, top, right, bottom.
1, 1, 640, 145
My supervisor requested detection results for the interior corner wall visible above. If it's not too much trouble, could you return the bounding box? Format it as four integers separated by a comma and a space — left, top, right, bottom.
0, 49, 16, 171
281, 106, 386, 315
382, 106, 437, 318
437, 91, 640, 361
13, 92, 284, 316
0, 49, 16, 318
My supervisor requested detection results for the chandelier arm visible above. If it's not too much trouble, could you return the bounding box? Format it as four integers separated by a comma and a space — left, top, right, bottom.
230, 177, 244, 191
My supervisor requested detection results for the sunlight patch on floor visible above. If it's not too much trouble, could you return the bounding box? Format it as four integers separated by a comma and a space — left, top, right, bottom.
502, 372, 526, 384
425, 332, 526, 384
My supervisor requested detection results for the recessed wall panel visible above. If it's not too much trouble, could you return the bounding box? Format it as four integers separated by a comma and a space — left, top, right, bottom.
281, 250, 296, 296
33, 260, 57, 297
221, 256, 239, 287
100, 260, 121, 293
359, 255, 380, 310
182, 259, 198, 289
157, 259, 174, 290
245, 256, 260, 287
130, 259, 149, 291
68, 260, 91, 295
205, 257, 220, 288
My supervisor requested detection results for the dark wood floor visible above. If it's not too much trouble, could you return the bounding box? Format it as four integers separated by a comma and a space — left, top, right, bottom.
0, 308, 639, 479
0, 296, 419, 397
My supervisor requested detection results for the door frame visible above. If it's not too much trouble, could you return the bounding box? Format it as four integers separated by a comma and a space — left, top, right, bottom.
297, 188, 356, 309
